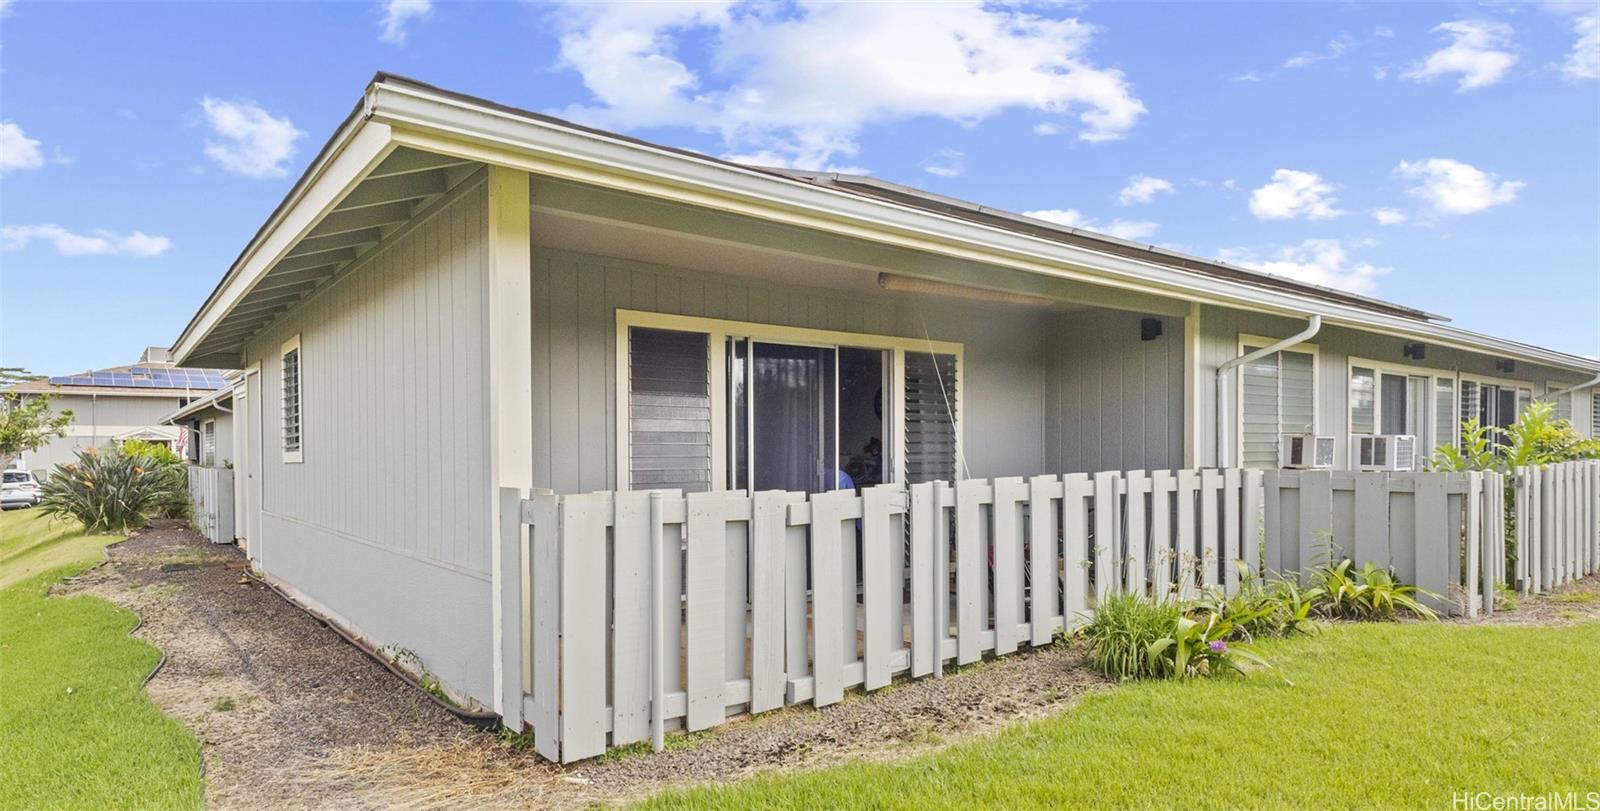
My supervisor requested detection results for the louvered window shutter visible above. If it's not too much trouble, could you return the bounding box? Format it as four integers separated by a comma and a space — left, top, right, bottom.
628, 327, 711, 492
904, 351, 958, 483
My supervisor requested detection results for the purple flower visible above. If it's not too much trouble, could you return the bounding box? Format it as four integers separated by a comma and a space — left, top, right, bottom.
1208, 640, 1228, 654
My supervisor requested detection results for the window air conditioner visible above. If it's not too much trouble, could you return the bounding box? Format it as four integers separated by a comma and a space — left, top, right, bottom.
1280, 433, 1336, 469
1353, 434, 1417, 472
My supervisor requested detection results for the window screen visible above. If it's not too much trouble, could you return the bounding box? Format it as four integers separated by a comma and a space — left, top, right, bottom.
1350, 367, 1376, 435
904, 351, 957, 483
1434, 378, 1455, 449
1549, 387, 1573, 422
1460, 380, 1479, 442
281, 340, 301, 456
628, 327, 711, 492
202, 420, 216, 467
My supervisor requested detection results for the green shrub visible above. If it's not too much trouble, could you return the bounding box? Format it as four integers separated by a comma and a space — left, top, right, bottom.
1082, 592, 1181, 681
39, 446, 189, 533
1308, 559, 1437, 621
1194, 564, 1321, 640
1145, 613, 1272, 682
119, 439, 184, 468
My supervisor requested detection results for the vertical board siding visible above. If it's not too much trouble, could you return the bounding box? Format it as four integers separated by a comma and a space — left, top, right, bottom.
1049, 310, 1186, 474
247, 181, 490, 572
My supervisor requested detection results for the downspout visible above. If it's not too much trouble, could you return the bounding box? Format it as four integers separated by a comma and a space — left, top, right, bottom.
1543, 373, 1600, 401
1215, 315, 1322, 468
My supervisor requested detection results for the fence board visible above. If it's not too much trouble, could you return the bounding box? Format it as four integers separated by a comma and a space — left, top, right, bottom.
1263, 470, 1282, 575
1200, 469, 1222, 589
1353, 472, 1388, 568
685, 492, 729, 730
809, 490, 853, 707
1414, 474, 1450, 610
991, 477, 1026, 656
610, 491, 651, 744
908, 483, 936, 677
1222, 469, 1241, 593
862, 485, 898, 690
1151, 471, 1176, 591
750, 491, 791, 713
559, 493, 610, 761
955, 480, 987, 665
1298, 470, 1332, 573
1126, 471, 1150, 596
1093, 471, 1118, 600
1176, 470, 1199, 597
1028, 475, 1062, 646
1242, 469, 1263, 576
1062, 474, 1091, 629
527, 493, 560, 762
1466, 473, 1482, 618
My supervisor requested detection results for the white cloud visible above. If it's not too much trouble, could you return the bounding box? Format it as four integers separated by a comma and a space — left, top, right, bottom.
0, 0, 13, 17
1372, 208, 1408, 225
1032, 122, 1063, 135
1248, 169, 1344, 220
550, 1, 1147, 170
1402, 20, 1518, 91
379, 0, 432, 45
1117, 174, 1174, 206
0, 122, 44, 173
1373, 65, 1392, 80
919, 148, 965, 178
1284, 36, 1351, 69
2, 224, 172, 257
1562, 12, 1600, 80
1375, 26, 1395, 39
1022, 208, 1159, 241
199, 98, 305, 179
1220, 239, 1390, 294
1396, 158, 1523, 215
1231, 70, 1263, 82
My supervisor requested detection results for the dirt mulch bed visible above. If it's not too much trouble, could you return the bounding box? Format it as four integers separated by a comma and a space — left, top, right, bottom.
1458, 573, 1600, 625
59, 521, 1109, 809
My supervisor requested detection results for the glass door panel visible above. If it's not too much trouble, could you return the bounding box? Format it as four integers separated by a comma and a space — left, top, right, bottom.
751, 342, 837, 493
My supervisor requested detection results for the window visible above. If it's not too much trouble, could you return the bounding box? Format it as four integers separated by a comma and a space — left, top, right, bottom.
619, 312, 961, 493
1239, 341, 1315, 468
1593, 391, 1600, 438
1546, 384, 1573, 422
201, 419, 216, 467
1461, 378, 1532, 446
1349, 360, 1458, 457
281, 335, 302, 462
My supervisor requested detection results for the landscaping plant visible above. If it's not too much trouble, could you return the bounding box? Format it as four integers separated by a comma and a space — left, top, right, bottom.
1081, 592, 1181, 681
39, 445, 190, 533
1308, 559, 1437, 621
1145, 613, 1272, 681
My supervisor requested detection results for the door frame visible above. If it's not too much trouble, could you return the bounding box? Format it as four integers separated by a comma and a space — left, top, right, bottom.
614, 309, 963, 492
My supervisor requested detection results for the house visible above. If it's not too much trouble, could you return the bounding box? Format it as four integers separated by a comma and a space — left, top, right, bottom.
163, 383, 237, 469
168, 74, 1600, 715
4, 347, 231, 472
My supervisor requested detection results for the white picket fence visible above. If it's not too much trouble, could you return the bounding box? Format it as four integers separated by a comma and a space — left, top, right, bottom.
1512, 460, 1600, 593
186, 466, 235, 545
496, 464, 1579, 763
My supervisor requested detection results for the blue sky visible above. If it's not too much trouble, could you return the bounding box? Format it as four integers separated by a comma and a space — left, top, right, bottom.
2, 1, 1597, 375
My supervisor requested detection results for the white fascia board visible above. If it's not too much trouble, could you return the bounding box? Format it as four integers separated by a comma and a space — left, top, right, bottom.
160, 387, 234, 425
172, 115, 397, 364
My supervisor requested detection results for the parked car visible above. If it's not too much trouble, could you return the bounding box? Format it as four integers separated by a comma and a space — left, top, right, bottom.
1, 470, 43, 509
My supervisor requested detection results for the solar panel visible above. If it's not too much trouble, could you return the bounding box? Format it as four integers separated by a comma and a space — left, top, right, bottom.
48, 365, 229, 390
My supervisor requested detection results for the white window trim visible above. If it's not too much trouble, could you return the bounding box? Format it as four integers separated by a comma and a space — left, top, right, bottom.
202, 418, 217, 467
281, 334, 303, 464
1345, 357, 1461, 451
614, 309, 964, 492
1235, 333, 1320, 468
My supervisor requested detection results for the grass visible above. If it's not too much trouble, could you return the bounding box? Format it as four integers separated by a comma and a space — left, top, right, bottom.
642, 621, 1600, 810
0, 509, 202, 809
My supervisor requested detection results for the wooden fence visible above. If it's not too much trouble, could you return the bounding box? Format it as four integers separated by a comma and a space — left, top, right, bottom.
1263, 469, 1505, 617
1512, 460, 1600, 594
497, 465, 1542, 763
186, 466, 235, 545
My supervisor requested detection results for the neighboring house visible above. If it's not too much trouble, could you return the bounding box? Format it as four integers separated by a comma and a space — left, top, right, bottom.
163, 383, 237, 468
4, 347, 231, 471
168, 74, 1600, 713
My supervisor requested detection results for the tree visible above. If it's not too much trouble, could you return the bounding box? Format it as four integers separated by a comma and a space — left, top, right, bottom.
0, 392, 75, 471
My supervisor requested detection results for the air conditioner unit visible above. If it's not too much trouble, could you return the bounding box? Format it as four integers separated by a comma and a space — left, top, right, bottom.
1353, 434, 1417, 472
1280, 433, 1336, 469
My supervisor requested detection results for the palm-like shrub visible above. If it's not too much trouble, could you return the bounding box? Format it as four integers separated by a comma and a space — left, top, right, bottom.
1308, 559, 1437, 621
39, 446, 189, 533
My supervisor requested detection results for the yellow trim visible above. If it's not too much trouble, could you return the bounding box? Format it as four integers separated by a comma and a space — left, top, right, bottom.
614, 309, 963, 492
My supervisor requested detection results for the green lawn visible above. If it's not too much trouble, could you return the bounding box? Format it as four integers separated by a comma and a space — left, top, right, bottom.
0, 509, 202, 810
645, 621, 1600, 810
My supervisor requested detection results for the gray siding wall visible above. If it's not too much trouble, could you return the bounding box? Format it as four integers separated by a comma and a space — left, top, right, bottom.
529, 247, 1060, 494
1045, 310, 1186, 473
20, 393, 188, 471
242, 179, 494, 702
1195, 304, 1590, 467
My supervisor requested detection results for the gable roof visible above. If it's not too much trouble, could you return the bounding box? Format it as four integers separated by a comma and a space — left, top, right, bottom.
170, 72, 1598, 376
